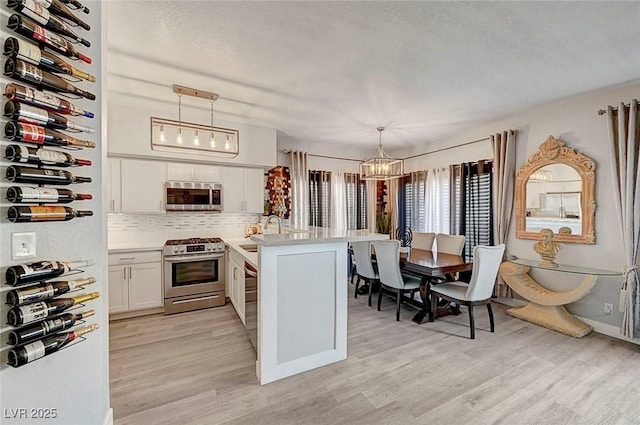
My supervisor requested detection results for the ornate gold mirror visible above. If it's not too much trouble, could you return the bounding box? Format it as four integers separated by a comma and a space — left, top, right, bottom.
515, 136, 596, 244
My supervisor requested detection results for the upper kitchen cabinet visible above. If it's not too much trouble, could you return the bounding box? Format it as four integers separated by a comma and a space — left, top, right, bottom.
107, 103, 277, 168
222, 167, 265, 213
108, 158, 122, 213
167, 162, 221, 182
120, 159, 167, 213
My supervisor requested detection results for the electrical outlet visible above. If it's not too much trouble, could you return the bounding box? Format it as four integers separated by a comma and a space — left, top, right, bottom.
604, 303, 614, 315
12, 232, 36, 260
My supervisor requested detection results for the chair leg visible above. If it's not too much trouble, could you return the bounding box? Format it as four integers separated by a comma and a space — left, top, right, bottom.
396, 289, 401, 321
468, 305, 475, 339
351, 264, 356, 284
354, 275, 360, 299
368, 279, 374, 307
487, 303, 495, 333
429, 293, 437, 322
377, 285, 383, 311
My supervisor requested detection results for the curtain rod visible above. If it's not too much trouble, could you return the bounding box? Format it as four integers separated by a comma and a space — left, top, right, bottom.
282, 135, 493, 163
280, 149, 361, 162
597, 102, 634, 116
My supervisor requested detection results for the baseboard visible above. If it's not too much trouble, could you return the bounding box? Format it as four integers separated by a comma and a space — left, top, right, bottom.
494, 298, 640, 345
103, 408, 113, 425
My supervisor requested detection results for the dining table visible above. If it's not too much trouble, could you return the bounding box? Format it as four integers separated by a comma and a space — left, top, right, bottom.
400, 248, 474, 324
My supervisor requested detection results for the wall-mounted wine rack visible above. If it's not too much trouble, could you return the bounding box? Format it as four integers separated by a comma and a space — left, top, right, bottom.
1, 0, 99, 368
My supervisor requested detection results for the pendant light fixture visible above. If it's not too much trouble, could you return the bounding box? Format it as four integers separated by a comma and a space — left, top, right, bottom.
150, 84, 239, 157
359, 127, 404, 180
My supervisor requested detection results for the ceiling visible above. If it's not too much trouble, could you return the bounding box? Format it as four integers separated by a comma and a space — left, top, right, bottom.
107, 1, 640, 150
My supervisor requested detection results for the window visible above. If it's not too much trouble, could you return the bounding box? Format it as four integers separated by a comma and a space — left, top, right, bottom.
345, 173, 367, 230
309, 170, 331, 227
450, 161, 494, 258
400, 169, 450, 234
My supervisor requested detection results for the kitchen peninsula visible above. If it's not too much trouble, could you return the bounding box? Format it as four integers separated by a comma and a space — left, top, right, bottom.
249, 228, 388, 384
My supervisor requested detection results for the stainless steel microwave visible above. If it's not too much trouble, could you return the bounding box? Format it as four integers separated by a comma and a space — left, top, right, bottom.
165, 182, 222, 211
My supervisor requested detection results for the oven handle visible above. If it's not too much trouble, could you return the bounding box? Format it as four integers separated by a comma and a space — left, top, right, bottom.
164, 253, 225, 263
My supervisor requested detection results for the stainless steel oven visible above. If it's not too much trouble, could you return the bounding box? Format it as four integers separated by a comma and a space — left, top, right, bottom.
163, 238, 226, 314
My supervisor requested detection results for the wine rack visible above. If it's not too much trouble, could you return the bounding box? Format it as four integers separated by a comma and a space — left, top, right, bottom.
1, 0, 99, 368
266, 166, 291, 218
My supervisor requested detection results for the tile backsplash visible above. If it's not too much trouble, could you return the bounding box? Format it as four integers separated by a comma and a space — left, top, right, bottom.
108, 212, 262, 238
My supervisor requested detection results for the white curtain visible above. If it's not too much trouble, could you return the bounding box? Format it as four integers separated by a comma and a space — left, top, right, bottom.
425, 168, 450, 234
289, 151, 309, 229
366, 180, 377, 233
606, 100, 640, 338
492, 130, 517, 298
331, 172, 347, 230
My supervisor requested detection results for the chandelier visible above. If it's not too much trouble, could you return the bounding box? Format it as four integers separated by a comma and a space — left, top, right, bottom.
359, 127, 404, 180
150, 85, 239, 157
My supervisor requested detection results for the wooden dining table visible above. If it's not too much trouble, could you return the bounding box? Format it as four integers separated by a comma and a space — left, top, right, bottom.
400, 248, 474, 324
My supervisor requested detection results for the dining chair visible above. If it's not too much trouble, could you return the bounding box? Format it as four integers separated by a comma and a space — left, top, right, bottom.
351, 241, 378, 306
435, 233, 466, 255
412, 232, 435, 251
428, 244, 505, 339
372, 240, 422, 321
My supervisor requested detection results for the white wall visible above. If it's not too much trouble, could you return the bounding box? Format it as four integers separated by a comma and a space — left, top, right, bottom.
0, 2, 111, 424
393, 80, 640, 330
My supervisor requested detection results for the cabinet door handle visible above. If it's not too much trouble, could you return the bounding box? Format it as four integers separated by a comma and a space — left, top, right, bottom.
123, 268, 126, 280
129, 267, 132, 280
111, 199, 115, 211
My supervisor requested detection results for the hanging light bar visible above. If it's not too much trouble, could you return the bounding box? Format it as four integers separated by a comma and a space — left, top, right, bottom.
150, 84, 239, 157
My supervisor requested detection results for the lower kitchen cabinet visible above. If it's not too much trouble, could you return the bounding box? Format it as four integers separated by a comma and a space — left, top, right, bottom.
228, 250, 246, 324
108, 250, 163, 315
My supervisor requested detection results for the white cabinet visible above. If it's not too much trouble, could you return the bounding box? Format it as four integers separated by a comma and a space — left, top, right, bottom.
120, 159, 166, 213
108, 250, 163, 315
167, 163, 221, 183
107, 158, 121, 213
228, 250, 246, 324
222, 167, 264, 213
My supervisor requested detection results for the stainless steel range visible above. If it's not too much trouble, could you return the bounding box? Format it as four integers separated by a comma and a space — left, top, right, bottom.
163, 237, 226, 314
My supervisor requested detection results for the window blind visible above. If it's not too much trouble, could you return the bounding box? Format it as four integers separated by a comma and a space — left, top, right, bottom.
309, 170, 331, 227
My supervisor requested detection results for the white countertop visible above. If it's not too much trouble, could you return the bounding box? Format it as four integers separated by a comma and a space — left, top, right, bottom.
224, 237, 258, 268
250, 227, 388, 247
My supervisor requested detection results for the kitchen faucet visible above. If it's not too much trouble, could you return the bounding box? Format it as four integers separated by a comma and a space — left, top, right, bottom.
265, 215, 282, 234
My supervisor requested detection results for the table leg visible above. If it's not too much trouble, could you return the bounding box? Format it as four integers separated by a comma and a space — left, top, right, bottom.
412, 276, 431, 324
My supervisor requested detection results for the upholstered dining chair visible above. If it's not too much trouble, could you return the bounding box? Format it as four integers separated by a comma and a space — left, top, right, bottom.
372, 240, 422, 321
412, 232, 435, 251
428, 244, 506, 339
435, 233, 466, 255
351, 241, 378, 306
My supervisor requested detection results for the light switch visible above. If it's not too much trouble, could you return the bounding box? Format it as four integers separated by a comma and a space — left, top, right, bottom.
12, 232, 36, 260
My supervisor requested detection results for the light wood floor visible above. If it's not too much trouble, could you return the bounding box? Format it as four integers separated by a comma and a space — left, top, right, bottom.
110, 292, 640, 425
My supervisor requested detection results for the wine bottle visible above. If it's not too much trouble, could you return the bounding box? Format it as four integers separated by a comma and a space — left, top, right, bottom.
5, 121, 96, 148
8, 205, 94, 223
34, 0, 90, 31
59, 0, 88, 14
6, 186, 92, 203
7, 292, 100, 326
8, 0, 91, 48
4, 100, 95, 133
8, 309, 95, 345
5, 144, 92, 167
4, 58, 96, 101
6, 277, 96, 306
7, 14, 91, 64
5, 259, 94, 287
6, 165, 92, 185
4, 37, 96, 82
4, 83, 94, 118
8, 323, 99, 367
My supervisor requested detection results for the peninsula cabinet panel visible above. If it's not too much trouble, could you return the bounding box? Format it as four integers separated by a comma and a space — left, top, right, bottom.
121, 159, 166, 213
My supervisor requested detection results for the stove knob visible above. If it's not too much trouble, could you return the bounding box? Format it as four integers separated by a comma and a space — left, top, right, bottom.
179, 246, 185, 253
206, 244, 213, 251
173, 247, 179, 254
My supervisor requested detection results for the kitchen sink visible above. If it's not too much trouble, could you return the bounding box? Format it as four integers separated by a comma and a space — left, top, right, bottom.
239, 244, 258, 253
